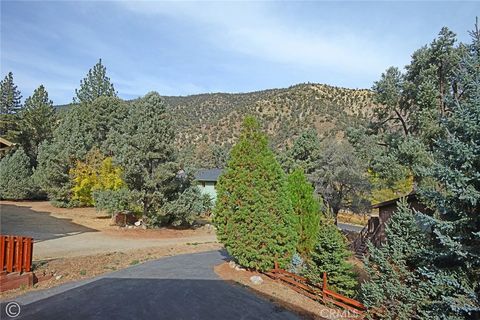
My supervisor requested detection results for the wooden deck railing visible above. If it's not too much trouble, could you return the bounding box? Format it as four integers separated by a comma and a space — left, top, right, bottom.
0, 235, 33, 273
265, 262, 366, 317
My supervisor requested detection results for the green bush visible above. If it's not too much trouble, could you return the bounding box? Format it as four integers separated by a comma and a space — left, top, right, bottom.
213, 116, 298, 271
159, 186, 212, 227
93, 188, 140, 216
0, 148, 36, 199
304, 219, 357, 297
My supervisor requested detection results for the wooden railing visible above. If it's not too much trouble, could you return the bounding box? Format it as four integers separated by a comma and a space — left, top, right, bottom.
351, 224, 369, 253
351, 217, 383, 255
265, 262, 366, 317
0, 235, 33, 273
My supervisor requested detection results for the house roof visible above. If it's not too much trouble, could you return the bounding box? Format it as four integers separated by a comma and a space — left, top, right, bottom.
195, 168, 223, 182
371, 192, 417, 209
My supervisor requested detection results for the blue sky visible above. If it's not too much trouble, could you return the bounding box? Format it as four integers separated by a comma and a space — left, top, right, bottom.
1, 1, 478, 104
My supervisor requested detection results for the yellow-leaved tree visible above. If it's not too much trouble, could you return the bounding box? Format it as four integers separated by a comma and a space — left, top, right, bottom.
70, 149, 124, 206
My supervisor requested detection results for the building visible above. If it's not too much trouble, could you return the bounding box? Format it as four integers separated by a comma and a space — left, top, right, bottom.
352, 192, 430, 257
195, 168, 223, 201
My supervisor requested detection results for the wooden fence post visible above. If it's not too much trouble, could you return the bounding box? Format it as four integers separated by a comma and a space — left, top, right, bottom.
0, 236, 5, 271
322, 272, 327, 300
24, 238, 32, 272
15, 236, 23, 272
6, 236, 14, 272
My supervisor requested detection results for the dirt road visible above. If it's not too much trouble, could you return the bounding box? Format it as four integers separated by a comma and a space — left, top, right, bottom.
0, 201, 217, 260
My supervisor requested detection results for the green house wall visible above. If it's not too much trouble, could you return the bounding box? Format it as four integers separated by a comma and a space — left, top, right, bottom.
197, 181, 217, 201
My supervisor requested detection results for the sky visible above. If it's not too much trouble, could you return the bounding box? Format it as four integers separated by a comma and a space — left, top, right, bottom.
1, 1, 478, 105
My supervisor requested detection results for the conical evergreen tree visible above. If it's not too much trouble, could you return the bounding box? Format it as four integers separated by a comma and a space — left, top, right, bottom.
286, 168, 321, 257
0, 147, 35, 200
0, 72, 23, 138
19, 85, 56, 164
304, 218, 357, 297
74, 59, 117, 103
213, 116, 298, 271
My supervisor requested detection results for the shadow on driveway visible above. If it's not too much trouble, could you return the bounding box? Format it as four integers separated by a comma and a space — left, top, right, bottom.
5, 278, 299, 320
0, 204, 97, 242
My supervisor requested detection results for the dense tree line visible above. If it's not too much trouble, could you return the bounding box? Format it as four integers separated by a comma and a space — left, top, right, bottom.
1, 22, 478, 318
0, 60, 211, 227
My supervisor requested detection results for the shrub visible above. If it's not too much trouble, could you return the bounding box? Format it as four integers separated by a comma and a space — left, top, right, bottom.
304, 219, 357, 297
70, 149, 125, 206
213, 116, 298, 271
93, 188, 140, 216
0, 148, 36, 199
159, 186, 212, 227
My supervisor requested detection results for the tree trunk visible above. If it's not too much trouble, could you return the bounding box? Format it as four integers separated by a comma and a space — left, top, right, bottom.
333, 207, 340, 226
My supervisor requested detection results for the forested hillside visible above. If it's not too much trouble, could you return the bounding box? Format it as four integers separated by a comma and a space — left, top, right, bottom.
164, 84, 375, 149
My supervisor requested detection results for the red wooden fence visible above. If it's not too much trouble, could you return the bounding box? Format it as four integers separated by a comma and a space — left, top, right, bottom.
0, 235, 33, 273
265, 262, 366, 317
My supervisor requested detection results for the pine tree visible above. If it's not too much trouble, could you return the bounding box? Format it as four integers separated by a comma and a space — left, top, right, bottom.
281, 129, 320, 174
0, 147, 35, 199
73, 59, 117, 103
18, 85, 56, 164
0, 72, 23, 138
359, 200, 430, 319
213, 116, 298, 271
304, 219, 357, 297
415, 22, 480, 318
108, 92, 178, 219
286, 168, 321, 257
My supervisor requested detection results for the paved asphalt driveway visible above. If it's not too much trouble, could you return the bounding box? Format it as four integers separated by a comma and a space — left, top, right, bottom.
1, 251, 300, 320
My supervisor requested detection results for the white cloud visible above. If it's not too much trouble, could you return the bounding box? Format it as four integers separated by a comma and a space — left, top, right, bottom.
119, 2, 393, 76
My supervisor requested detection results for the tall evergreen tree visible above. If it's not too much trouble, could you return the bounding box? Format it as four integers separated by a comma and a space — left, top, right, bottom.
0, 147, 35, 200
349, 27, 462, 186
415, 23, 480, 318
0, 72, 23, 138
286, 168, 321, 257
213, 116, 298, 271
108, 92, 178, 219
281, 129, 321, 174
73, 59, 117, 103
18, 85, 56, 164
